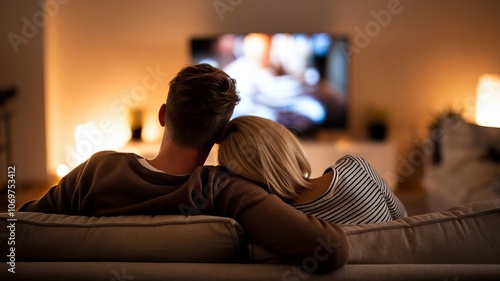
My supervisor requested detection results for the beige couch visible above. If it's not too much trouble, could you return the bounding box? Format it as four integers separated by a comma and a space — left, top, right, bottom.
1, 199, 499, 281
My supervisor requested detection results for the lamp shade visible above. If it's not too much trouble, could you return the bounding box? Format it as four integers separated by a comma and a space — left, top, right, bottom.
476, 74, 500, 128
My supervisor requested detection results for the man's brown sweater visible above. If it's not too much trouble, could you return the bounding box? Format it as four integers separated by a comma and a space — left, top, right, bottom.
20, 151, 348, 272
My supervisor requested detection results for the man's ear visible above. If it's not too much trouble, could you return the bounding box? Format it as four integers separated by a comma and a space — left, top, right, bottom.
158, 103, 166, 127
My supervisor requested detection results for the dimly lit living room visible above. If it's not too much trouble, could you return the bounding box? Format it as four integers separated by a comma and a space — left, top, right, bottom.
0, 0, 499, 280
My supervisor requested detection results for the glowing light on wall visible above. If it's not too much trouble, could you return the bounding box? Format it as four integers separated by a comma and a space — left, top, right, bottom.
141, 117, 161, 143
64, 120, 131, 171
56, 164, 69, 177
476, 74, 500, 128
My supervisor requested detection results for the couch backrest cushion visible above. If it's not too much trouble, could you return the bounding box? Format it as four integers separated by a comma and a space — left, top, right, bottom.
342, 199, 500, 264
3, 200, 500, 264
248, 199, 500, 264
0, 213, 244, 262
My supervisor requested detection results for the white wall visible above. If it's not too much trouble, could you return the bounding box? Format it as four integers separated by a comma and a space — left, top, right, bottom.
3, 0, 500, 186
0, 0, 47, 186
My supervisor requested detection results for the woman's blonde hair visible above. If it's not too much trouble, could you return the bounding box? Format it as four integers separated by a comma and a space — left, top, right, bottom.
217, 116, 312, 202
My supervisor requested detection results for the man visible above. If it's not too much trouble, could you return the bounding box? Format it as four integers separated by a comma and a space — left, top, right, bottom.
20, 63, 348, 272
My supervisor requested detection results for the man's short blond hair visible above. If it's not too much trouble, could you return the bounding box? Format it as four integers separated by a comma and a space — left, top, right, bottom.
218, 116, 312, 202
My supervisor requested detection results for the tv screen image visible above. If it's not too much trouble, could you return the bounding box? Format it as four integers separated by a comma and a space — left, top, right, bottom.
191, 33, 349, 133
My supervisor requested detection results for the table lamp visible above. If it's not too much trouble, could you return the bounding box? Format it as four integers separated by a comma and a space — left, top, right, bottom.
476, 74, 500, 128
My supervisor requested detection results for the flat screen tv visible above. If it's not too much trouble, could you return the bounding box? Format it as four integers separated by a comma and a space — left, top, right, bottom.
190, 33, 349, 133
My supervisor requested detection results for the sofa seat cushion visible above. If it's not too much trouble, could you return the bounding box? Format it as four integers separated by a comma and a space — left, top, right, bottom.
342, 199, 500, 264
0, 213, 244, 262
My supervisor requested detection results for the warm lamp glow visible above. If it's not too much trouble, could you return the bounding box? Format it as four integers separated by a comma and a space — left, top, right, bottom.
335, 138, 353, 152
476, 74, 500, 128
142, 117, 161, 143
56, 164, 69, 177
67, 121, 131, 168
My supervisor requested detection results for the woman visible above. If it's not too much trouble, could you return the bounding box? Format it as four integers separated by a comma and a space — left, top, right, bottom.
217, 115, 407, 224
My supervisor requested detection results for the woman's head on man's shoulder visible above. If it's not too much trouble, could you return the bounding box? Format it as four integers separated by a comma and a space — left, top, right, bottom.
218, 115, 312, 202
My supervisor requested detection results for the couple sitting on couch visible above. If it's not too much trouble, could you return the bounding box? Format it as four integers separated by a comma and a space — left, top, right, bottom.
20, 64, 406, 272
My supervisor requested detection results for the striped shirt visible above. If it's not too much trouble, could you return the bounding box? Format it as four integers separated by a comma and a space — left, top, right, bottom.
292, 155, 407, 225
